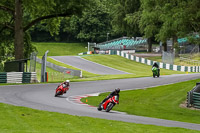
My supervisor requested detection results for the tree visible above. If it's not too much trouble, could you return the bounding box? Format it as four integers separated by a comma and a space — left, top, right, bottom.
0, 0, 89, 60
137, 0, 162, 52
111, 0, 141, 37
139, 0, 200, 52
64, 0, 112, 42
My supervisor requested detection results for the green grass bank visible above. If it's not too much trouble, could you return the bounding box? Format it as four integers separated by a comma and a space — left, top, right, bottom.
81, 78, 200, 124
0, 103, 199, 133
33, 42, 88, 56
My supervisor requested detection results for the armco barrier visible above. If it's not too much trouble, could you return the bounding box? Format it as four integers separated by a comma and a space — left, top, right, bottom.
187, 83, 200, 109
78, 50, 200, 72
193, 92, 200, 109
36, 57, 82, 77
0, 72, 37, 83
23, 72, 32, 83
115, 50, 200, 72
0, 72, 7, 83
7, 72, 23, 83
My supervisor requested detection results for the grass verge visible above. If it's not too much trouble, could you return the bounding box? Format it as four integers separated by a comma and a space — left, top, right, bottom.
81, 78, 200, 124
82, 55, 184, 75
33, 42, 88, 56
0, 103, 199, 133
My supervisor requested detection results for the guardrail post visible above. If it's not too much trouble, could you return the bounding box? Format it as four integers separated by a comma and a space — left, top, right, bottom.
41, 50, 49, 82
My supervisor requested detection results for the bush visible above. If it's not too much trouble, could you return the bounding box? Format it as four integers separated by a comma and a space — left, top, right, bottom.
0, 62, 4, 72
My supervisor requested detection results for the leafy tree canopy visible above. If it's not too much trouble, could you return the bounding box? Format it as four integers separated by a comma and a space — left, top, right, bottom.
0, 0, 90, 60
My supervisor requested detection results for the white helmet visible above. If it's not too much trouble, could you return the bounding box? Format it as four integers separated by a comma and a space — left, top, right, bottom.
66, 80, 70, 82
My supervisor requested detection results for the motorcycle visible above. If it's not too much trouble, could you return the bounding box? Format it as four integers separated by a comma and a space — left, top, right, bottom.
97, 95, 119, 112
55, 84, 68, 97
152, 67, 160, 78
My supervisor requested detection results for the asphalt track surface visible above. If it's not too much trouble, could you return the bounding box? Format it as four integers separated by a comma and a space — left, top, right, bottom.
50, 56, 129, 75
1, 74, 200, 131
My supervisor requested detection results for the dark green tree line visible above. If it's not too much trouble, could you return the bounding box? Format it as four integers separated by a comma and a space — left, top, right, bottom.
1, 0, 200, 66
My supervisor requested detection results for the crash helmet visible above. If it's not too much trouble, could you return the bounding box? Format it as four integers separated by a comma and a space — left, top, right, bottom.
115, 88, 120, 93
64, 80, 70, 85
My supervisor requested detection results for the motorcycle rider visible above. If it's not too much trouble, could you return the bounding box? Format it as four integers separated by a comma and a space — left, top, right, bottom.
58, 80, 70, 93
152, 62, 160, 74
100, 88, 120, 105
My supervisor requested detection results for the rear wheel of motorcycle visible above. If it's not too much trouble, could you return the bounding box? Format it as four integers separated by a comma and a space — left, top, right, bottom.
153, 73, 155, 78
106, 103, 114, 112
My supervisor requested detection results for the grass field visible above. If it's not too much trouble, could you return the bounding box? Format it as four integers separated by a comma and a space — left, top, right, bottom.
81, 55, 184, 75
33, 42, 88, 56
81, 78, 200, 124
0, 103, 199, 133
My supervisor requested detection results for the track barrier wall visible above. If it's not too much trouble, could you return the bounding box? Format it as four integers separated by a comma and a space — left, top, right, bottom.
115, 50, 200, 72
0, 72, 37, 83
36, 57, 82, 77
187, 83, 200, 109
78, 50, 200, 72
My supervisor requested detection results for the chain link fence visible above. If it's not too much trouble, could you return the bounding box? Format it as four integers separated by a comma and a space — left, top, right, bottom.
29, 52, 37, 72
88, 42, 96, 52
36, 69, 74, 82
180, 57, 200, 66
162, 51, 175, 64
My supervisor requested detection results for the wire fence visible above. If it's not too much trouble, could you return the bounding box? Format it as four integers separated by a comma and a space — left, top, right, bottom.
29, 52, 37, 72
36, 69, 75, 82
162, 51, 175, 64
180, 57, 200, 66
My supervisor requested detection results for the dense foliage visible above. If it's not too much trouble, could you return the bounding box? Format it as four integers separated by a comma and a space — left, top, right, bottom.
0, 0, 89, 61
0, 0, 199, 66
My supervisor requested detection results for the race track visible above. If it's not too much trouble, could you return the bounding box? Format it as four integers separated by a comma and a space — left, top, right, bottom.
1, 73, 200, 131
50, 56, 129, 75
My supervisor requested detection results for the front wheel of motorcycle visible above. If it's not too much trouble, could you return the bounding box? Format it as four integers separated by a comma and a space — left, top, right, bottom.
106, 103, 114, 112
97, 103, 102, 111
55, 91, 61, 97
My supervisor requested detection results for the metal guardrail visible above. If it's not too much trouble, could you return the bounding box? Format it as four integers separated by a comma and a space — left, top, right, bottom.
0, 72, 7, 83
187, 83, 200, 109
193, 92, 200, 109
0, 72, 37, 83
36, 57, 82, 77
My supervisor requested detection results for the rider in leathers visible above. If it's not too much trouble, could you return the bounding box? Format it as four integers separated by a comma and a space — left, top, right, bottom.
152, 62, 160, 74
100, 88, 120, 104
58, 80, 70, 93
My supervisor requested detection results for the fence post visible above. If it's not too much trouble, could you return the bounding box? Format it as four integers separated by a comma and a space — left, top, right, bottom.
41, 50, 49, 82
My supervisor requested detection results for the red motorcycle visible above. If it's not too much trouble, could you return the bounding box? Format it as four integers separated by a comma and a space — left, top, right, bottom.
97, 95, 119, 112
55, 84, 69, 97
